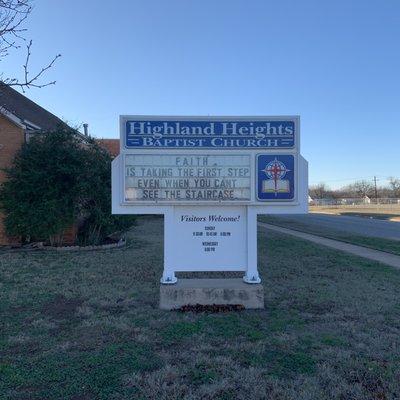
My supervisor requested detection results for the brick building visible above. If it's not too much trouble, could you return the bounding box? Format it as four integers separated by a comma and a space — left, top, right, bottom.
96, 138, 120, 158
0, 84, 71, 245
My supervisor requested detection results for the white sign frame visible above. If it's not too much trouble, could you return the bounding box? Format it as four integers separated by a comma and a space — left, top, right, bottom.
112, 115, 308, 284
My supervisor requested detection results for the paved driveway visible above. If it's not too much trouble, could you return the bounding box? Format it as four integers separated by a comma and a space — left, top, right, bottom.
273, 213, 400, 241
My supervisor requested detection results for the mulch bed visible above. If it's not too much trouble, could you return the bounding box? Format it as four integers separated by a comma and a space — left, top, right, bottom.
175, 304, 245, 313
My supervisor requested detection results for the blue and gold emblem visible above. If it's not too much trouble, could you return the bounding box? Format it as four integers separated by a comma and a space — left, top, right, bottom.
257, 155, 295, 201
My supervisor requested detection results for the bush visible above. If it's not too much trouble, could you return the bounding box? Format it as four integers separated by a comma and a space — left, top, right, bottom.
75, 136, 135, 245
0, 128, 134, 245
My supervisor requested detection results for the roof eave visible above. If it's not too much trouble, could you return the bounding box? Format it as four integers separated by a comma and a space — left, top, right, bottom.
0, 107, 26, 129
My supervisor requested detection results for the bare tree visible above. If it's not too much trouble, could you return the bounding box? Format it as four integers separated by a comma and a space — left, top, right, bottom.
309, 183, 331, 199
389, 177, 400, 198
345, 180, 374, 198
0, 0, 60, 91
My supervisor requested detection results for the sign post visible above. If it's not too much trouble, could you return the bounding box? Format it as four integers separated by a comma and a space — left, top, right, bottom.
112, 116, 308, 307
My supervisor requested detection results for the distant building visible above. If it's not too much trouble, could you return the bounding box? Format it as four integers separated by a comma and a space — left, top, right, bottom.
363, 195, 371, 204
96, 138, 120, 158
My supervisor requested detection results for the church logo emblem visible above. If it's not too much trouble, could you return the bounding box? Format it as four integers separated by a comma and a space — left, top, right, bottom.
257, 155, 295, 201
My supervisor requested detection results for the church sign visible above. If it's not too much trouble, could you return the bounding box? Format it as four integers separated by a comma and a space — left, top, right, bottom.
112, 116, 308, 285
124, 119, 295, 149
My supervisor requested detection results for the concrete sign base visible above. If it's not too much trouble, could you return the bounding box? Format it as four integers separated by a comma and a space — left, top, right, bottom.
159, 278, 264, 310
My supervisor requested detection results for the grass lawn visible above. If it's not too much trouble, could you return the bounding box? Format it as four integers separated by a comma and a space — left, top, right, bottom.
339, 212, 400, 220
1, 216, 400, 400
259, 215, 400, 256
309, 206, 400, 218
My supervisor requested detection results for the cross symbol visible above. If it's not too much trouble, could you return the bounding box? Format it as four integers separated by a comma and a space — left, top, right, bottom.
261, 158, 290, 196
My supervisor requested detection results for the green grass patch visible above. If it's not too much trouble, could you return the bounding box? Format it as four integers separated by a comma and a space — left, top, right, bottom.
234, 345, 317, 377
259, 214, 400, 255
161, 320, 203, 343
267, 308, 305, 332
319, 334, 348, 347
160, 314, 267, 344
188, 363, 219, 385
0, 342, 162, 399
264, 348, 317, 377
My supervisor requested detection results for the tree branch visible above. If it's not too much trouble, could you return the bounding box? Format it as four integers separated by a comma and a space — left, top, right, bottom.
0, 1, 61, 90
3, 40, 61, 91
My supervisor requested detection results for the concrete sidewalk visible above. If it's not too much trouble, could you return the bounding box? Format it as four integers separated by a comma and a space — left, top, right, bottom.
258, 222, 400, 270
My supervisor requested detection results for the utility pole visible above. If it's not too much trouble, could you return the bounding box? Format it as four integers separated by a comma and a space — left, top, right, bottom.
373, 176, 378, 204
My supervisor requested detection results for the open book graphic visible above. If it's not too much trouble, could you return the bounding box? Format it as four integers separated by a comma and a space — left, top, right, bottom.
262, 179, 290, 193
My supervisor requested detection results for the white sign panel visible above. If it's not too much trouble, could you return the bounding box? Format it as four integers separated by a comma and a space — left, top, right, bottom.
124, 154, 251, 202
172, 206, 247, 271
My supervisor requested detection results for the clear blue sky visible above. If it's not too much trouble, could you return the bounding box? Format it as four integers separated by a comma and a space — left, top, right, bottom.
2, 0, 399, 188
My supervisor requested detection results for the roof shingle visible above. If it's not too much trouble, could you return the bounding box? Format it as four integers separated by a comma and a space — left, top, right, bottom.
0, 83, 68, 131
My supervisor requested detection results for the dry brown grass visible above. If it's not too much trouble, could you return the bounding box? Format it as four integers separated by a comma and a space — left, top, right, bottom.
1, 216, 400, 399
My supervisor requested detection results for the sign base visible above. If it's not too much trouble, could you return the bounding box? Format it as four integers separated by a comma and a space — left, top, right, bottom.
159, 278, 264, 310
243, 274, 262, 284
160, 274, 178, 285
